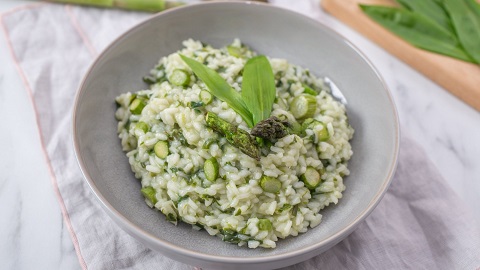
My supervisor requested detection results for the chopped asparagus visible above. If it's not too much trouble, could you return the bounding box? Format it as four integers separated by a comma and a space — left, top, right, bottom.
250, 116, 289, 141
226, 45, 243, 58
205, 112, 260, 160
302, 83, 318, 95
300, 167, 322, 189
141, 186, 158, 204
154, 141, 169, 159
135, 121, 149, 133
290, 94, 317, 120
199, 90, 213, 105
260, 175, 282, 193
129, 98, 146, 115
303, 118, 330, 142
316, 124, 330, 141
204, 157, 219, 181
169, 69, 190, 87
258, 219, 272, 231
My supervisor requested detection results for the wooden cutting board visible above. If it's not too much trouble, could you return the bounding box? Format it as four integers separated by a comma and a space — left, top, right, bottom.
322, 0, 480, 111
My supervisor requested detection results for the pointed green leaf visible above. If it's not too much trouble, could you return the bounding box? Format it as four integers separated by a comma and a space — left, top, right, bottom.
443, 0, 480, 64
360, 4, 475, 63
241, 56, 276, 125
464, 0, 480, 19
395, 0, 454, 34
180, 54, 254, 127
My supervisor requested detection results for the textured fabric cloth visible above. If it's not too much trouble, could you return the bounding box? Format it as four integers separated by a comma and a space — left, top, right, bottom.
2, 3, 479, 269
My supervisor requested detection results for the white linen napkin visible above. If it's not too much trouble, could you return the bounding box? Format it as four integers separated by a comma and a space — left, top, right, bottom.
1, 3, 479, 269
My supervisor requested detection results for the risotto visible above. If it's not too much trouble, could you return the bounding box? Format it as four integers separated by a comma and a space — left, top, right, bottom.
114, 39, 354, 248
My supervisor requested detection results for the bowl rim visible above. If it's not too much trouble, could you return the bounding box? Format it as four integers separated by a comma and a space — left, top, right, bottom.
72, 0, 400, 265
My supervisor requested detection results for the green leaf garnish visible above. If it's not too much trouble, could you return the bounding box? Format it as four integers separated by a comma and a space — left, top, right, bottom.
241, 56, 276, 125
180, 54, 254, 127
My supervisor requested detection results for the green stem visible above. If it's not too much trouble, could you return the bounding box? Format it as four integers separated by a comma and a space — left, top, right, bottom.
205, 112, 260, 160
49, 0, 184, 12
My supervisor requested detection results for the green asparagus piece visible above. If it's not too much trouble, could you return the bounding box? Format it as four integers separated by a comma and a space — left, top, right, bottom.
290, 94, 317, 120
259, 175, 282, 193
257, 219, 272, 231
199, 90, 213, 105
169, 69, 191, 87
302, 118, 330, 142
49, 0, 184, 12
135, 121, 149, 133
300, 167, 322, 190
129, 98, 146, 115
302, 83, 318, 96
154, 141, 169, 159
204, 157, 219, 181
141, 186, 158, 204
205, 112, 260, 160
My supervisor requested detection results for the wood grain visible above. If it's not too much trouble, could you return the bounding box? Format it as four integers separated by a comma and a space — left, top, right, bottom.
322, 0, 480, 111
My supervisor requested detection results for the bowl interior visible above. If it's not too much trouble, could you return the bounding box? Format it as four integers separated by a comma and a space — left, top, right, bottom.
74, 2, 398, 260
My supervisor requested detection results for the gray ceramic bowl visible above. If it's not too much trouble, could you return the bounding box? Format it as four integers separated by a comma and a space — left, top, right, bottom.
73, 2, 399, 269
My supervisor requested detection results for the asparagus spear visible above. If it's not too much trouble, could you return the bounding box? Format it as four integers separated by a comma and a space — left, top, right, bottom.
250, 116, 289, 141
205, 112, 260, 160
49, 0, 184, 12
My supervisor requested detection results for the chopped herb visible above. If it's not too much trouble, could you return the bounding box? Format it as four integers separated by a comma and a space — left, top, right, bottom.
277, 204, 292, 213
221, 229, 241, 244
166, 213, 178, 224
216, 66, 227, 73
177, 195, 190, 205
142, 76, 156, 85
189, 101, 204, 108
223, 207, 235, 214
202, 138, 217, 149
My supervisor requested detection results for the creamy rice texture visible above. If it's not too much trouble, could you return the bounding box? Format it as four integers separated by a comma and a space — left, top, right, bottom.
115, 39, 354, 248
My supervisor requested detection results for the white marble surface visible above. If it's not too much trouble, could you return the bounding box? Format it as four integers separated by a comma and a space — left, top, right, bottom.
0, 0, 478, 269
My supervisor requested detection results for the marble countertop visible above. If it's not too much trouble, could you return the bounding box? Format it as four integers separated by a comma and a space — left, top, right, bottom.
1, 1, 479, 269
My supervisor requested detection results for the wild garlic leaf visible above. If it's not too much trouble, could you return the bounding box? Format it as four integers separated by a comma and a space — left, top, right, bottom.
241, 56, 276, 125
360, 5, 475, 63
395, 0, 454, 34
180, 54, 254, 127
443, 0, 480, 64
